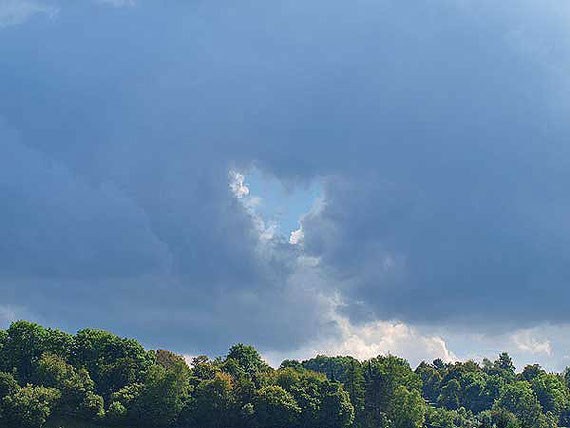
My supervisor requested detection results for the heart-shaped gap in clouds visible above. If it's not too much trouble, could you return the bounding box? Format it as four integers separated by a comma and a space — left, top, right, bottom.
229, 167, 323, 244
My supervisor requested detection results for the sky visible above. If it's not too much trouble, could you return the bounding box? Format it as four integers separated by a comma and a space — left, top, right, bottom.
2, 0, 570, 370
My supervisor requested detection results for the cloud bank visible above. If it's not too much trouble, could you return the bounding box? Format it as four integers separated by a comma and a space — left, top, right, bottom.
2, 0, 570, 368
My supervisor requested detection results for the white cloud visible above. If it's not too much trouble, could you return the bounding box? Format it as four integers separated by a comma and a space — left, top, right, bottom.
425, 325, 569, 371
263, 287, 457, 367
264, 319, 457, 367
229, 170, 250, 198
314, 307, 457, 365
259, 221, 278, 241
289, 226, 304, 245
512, 329, 552, 356
0, 0, 57, 28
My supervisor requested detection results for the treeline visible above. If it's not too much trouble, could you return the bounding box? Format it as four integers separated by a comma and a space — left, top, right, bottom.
0, 321, 568, 428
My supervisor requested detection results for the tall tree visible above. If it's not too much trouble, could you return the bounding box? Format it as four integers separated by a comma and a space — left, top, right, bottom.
254, 385, 301, 428
227, 344, 268, 377
182, 372, 239, 428
33, 352, 101, 418
389, 386, 426, 428
72, 329, 154, 397
495, 381, 544, 428
1, 384, 61, 428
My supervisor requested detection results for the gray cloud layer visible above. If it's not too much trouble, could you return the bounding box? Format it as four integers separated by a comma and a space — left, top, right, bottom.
2, 0, 570, 359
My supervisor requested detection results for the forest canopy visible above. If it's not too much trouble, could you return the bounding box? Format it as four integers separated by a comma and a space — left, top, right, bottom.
0, 321, 569, 428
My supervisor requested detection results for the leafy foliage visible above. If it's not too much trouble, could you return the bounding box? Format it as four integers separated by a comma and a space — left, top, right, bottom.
1, 321, 570, 428
2, 384, 61, 428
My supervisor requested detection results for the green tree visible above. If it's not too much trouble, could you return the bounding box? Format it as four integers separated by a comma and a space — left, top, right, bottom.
254, 385, 301, 428
300, 355, 365, 426
2, 384, 61, 428
319, 382, 355, 428
460, 371, 492, 413
278, 369, 323, 427
0, 330, 8, 372
43, 328, 75, 361
78, 391, 104, 420
489, 408, 522, 428
495, 381, 543, 428
344, 358, 365, 426
105, 382, 143, 425
0, 372, 19, 398
496, 353, 516, 372
1, 322, 75, 384
519, 364, 546, 383
2, 321, 49, 382
190, 355, 220, 384
34, 352, 97, 416
154, 349, 189, 371
425, 406, 457, 428
531, 372, 569, 417
485, 352, 516, 383
280, 360, 303, 370
0, 372, 19, 423
438, 379, 461, 410
363, 355, 422, 428
128, 362, 190, 427
182, 372, 238, 428
72, 329, 154, 397
389, 386, 426, 428
275, 367, 354, 428
227, 343, 269, 376
221, 357, 248, 380
416, 361, 442, 404
486, 373, 507, 405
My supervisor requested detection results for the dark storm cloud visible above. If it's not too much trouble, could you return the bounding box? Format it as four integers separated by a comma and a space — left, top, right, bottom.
2, 0, 570, 354
0, 123, 172, 278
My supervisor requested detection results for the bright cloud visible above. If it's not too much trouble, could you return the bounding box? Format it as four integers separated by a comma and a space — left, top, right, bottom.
263, 286, 457, 367
512, 329, 553, 356
229, 171, 250, 198
314, 318, 457, 365
289, 227, 304, 245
